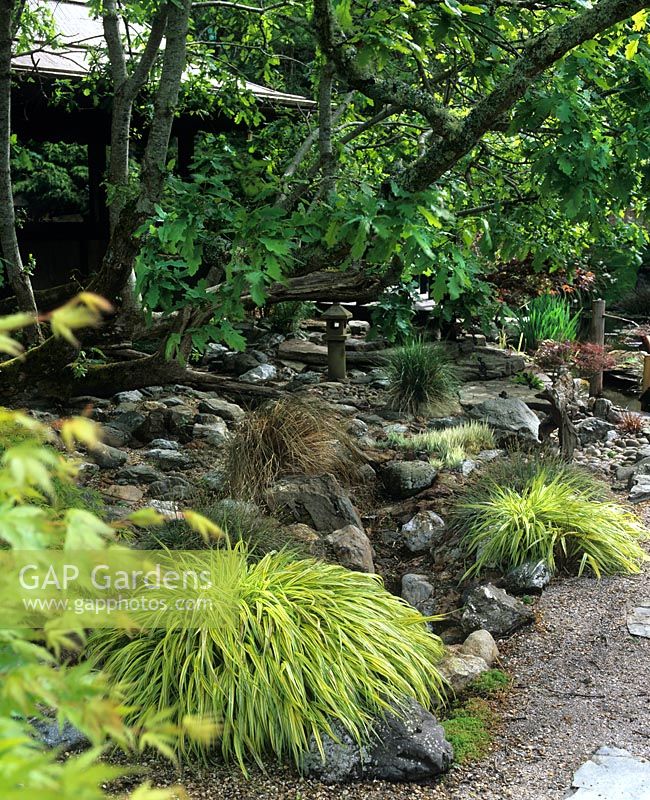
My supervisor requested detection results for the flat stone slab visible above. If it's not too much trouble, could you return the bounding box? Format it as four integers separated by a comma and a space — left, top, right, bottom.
627, 601, 650, 638
569, 747, 650, 798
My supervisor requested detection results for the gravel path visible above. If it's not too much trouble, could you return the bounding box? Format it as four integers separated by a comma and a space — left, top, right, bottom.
121, 507, 650, 800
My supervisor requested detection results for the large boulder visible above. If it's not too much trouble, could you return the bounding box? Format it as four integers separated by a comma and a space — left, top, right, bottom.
303, 700, 454, 783
400, 511, 446, 553
325, 525, 374, 573
266, 474, 363, 532
381, 461, 438, 499
467, 398, 539, 443
574, 417, 617, 446
461, 584, 534, 638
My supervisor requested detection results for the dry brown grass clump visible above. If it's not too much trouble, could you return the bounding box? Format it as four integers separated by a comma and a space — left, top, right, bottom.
224, 397, 362, 502
618, 411, 646, 435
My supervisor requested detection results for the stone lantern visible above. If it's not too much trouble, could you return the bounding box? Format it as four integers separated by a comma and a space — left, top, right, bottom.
322, 304, 352, 381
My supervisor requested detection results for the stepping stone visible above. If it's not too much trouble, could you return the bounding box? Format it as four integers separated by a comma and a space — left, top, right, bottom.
627, 601, 650, 638
569, 747, 650, 798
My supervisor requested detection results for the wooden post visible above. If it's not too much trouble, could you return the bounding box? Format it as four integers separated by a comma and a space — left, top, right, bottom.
642, 354, 650, 412
589, 298, 606, 397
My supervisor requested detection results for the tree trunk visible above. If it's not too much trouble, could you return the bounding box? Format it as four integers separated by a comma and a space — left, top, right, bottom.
0, 0, 40, 343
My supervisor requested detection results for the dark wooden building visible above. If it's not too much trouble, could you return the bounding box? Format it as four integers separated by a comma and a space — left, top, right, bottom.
11, 1, 313, 289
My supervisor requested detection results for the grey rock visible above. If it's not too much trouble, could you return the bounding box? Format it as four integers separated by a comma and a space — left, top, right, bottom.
503, 561, 552, 595
192, 421, 230, 447
627, 600, 650, 638
149, 438, 180, 451
476, 449, 504, 463
459, 347, 526, 381
467, 398, 540, 443
266, 474, 362, 532
148, 477, 194, 501
109, 410, 146, 435
161, 395, 188, 407
230, 351, 268, 375
381, 461, 438, 499
427, 417, 465, 431
630, 474, 650, 503
116, 464, 163, 484
575, 417, 617, 446
102, 425, 131, 448
113, 390, 144, 404
637, 445, 650, 461
200, 470, 226, 492
32, 719, 89, 751
133, 409, 168, 442
304, 700, 453, 783
77, 461, 100, 483
89, 443, 127, 470
325, 525, 375, 573
286, 371, 322, 391
384, 423, 409, 436
438, 653, 489, 693
165, 406, 196, 440
401, 573, 436, 614
459, 630, 499, 667
400, 511, 446, 553
347, 418, 369, 438
592, 397, 613, 419
145, 448, 192, 471
461, 583, 534, 638
197, 398, 245, 422
239, 363, 278, 384
459, 459, 478, 476
569, 746, 650, 798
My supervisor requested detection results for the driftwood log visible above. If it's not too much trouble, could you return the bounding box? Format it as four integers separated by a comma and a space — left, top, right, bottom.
539, 372, 579, 460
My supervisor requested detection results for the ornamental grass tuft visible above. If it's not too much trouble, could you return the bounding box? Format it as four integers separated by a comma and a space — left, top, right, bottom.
388, 421, 495, 468
515, 294, 580, 350
386, 341, 459, 415
457, 470, 647, 579
88, 544, 447, 772
223, 398, 362, 503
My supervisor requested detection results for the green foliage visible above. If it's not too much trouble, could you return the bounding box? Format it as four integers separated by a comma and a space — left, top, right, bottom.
469, 669, 511, 697
458, 471, 648, 579
138, 496, 315, 560
265, 301, 316, 334
388, 421, 495, 468
0, 307, 220, 800
512, 371, 544, 390
386, 341, 459, 415
441, 698, 495, 765
12, 141, 89, 222
0, 414, 185, 799
88, 544, 447, 772
515, 295, 581, 351
369, 284, 418, 344
451, 450, 611, 505
223, 398, 361, 503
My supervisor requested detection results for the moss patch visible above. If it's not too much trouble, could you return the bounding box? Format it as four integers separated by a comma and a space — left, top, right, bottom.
441, 670, 511, 764
468, 668, 511, 697
442, 698, 495, 764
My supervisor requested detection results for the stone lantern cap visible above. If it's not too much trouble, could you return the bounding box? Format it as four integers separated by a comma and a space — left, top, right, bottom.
322, 304, 353, 324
